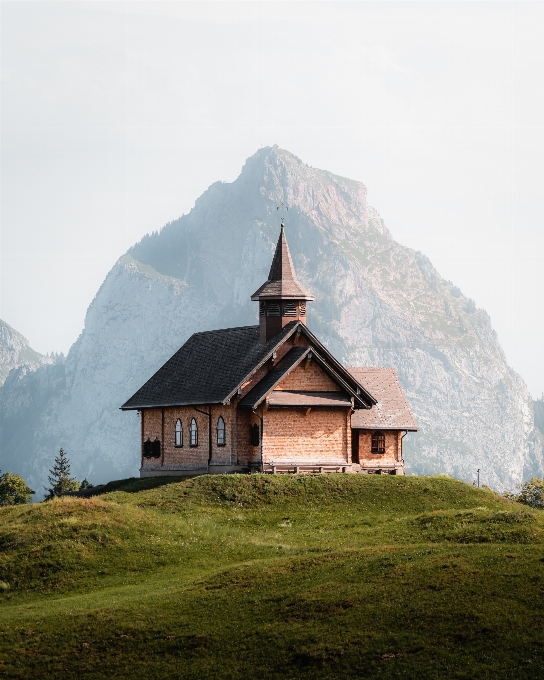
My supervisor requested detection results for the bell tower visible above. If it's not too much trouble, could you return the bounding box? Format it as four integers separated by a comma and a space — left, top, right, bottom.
251, 222, 314, 342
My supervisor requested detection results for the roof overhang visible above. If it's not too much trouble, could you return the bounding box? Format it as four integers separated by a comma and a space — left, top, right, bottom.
120, 400, 225, 411
351, 425, 418, 431
250, 291, 315, 301
266, 391, 353, 408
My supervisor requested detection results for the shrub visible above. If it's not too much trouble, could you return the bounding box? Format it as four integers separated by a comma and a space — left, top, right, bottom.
0, 471, 35, 506
505, 477, 544, 509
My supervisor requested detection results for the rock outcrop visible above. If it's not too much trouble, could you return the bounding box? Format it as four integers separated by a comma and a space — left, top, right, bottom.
0, 320, 51, 386
0, 147, 541, 493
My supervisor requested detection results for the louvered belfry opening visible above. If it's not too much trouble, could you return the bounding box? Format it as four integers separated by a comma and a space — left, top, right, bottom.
251, 224, 315, 342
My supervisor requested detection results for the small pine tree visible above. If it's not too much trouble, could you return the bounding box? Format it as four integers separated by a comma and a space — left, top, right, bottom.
43, 448, 80, 500
0, 471, 35, 505
80, 478, 93, 490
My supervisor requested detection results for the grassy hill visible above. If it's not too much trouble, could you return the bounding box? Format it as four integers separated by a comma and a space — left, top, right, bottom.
1, 474, 543, 679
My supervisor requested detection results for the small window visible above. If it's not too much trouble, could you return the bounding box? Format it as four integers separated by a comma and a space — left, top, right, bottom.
249, 423, 260, 446
217, 416, 226, 446
259, 302, 266, 316
267, 302, 281, 316
143, 438, 152, 458
190, 418, 198, 447
299, 302, 306, 316
283, 301, 297, 317
152, 439, 161, 458
175, 419, 183, 447
371, 431, 385, 454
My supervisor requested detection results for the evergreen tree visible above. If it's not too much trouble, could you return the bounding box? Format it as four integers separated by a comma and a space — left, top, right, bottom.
43, 448, 80, 500
80, 478, 93, 490
0, 471, 35, 505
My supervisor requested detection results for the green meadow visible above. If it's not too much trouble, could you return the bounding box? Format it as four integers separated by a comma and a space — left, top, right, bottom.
1, 474, 543, 679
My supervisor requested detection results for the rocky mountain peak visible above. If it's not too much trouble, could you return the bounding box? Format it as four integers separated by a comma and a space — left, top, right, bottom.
0, 149, 541, 494
0, 319, 51, 386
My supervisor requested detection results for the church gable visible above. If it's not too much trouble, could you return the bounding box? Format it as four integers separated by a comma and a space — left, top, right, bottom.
238, 343, 363, 411
274, 359, 341, 393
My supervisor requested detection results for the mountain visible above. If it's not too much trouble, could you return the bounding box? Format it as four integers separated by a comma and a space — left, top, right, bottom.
0, 147, 542, 493
0, 319, 52, 386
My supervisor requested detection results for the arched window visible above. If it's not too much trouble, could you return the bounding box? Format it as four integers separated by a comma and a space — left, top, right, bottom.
371, 431, 386, 454
249, 423, 260, 447
190, 418, 198, 447
175, 419, 183, 447
217, 416, 226, 446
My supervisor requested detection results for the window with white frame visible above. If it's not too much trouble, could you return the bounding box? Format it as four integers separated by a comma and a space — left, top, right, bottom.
175, 419, 183, 447
217, 416, 226, 446
190, 418, 198, 447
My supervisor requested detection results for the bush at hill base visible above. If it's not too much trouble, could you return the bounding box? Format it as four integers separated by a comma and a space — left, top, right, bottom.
0, 470, 34, 505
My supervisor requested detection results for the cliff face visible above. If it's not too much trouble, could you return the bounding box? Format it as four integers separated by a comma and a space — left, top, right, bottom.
0, 320, 51, 386
0, 147, 541, 492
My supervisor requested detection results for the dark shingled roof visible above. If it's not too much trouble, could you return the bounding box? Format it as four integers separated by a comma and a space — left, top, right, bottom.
251, 225, 314, 300
121, 320, 376, 411
238, 346, 310, 409
348, 367, 418, 431
121, 323, 299, 410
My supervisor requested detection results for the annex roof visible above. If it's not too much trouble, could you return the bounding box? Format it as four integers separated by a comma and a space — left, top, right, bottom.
251, 225, 314, 301
347, 367, 418, 431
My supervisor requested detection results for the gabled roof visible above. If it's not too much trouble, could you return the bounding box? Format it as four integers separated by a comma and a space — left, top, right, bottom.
238, 346, 310, 409
121, 320, 375, 411
121, 323, 297, 410
251, 225, 314, 301
347, 367, 418, 431
238, 339, 375, 410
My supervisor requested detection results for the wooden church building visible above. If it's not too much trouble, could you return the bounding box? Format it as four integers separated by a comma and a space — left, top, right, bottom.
121, 224, 417, 476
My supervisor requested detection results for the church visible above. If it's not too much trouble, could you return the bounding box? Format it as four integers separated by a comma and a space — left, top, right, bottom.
121, 223, 417, 476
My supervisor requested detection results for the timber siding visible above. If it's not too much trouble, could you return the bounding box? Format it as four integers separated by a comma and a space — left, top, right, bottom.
274, 360, 341, 392
263, 408, 351, 465
356, 430, 402, 467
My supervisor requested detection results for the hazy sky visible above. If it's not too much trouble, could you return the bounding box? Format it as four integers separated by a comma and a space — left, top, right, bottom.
1, 1, 543, 397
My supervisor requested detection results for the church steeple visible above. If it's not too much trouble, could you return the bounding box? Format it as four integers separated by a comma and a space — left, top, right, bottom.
251, 223, 314, 342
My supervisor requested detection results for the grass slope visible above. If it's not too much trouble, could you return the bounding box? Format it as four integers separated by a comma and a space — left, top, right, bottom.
0, 474, 543, 679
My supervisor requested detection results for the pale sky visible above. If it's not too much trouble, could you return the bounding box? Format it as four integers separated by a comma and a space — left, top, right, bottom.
1, 1, 543, 397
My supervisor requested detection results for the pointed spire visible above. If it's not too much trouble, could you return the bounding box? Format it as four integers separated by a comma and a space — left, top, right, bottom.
251, 224, 314, 301
267, 222, 297, 282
